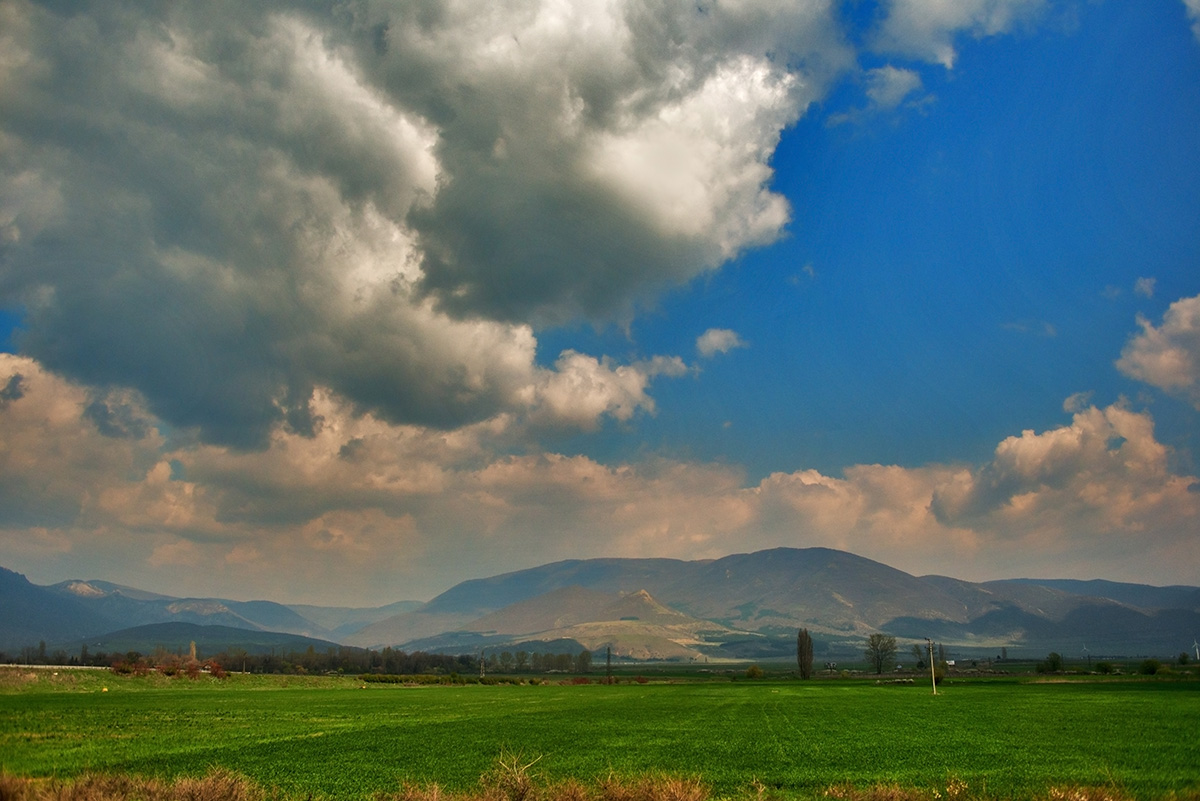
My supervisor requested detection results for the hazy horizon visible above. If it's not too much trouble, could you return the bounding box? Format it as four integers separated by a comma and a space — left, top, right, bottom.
9, 545, 1200, 609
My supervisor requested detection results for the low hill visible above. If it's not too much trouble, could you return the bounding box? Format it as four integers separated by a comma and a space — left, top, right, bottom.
57, 622, 350, 659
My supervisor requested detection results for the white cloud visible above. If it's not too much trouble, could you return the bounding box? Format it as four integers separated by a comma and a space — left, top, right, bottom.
696, 328, 748, 358
1186, 0, 1200, 41
1116, 294, 1200, 408
872, 0, 1046, 67
584, 56, 797, 256
865, 65, 924, 109
527, 351, 688, 430
1134, 276, 1157, 298
753, 401, 1199, 583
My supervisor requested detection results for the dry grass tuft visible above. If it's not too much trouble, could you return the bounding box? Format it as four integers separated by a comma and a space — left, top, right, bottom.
596, 776, 707, 801
824, 783, 922, 801
371, 761, 707, 801
5, 766, 1200, 801
0, 770, 267, 801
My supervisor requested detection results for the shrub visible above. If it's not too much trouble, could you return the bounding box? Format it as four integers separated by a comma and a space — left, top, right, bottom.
481, 751, 541, 801
745, 665, 764, 679
1139, 659, 1162, 675
1094, 662, 1113, 675
1036, 652, 1064, 674
111, 658, 151, 677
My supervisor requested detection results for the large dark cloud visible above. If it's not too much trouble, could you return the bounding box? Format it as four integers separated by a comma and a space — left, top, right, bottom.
0, 0, 849, 447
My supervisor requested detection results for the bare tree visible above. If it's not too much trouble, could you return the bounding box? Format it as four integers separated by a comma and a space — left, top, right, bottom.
864, 634, 897, 675
797, 628, 814, 679
910, 643, 924, 668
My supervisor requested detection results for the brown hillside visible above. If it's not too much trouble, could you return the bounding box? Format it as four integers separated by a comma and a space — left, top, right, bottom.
465, 586, 619, 634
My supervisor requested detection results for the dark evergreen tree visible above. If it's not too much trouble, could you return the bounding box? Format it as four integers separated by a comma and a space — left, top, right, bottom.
796, 628, 814, 679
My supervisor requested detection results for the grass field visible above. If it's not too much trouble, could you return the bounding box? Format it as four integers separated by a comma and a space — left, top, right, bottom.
1, 668, 1197, 800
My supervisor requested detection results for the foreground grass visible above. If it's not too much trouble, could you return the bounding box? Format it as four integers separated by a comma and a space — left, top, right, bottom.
2, 765, 1198, 801
1, 669, 1197, 800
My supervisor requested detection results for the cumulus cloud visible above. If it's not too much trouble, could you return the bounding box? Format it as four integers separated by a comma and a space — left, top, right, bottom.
872, 0, 1046, 67
1134, 277, 1157, 298
4, 350, 1196, 601
864, 65, 924, 109
1116, 294, 1200, 408
752, 400, 1199, 582
696, 328, 748, 358
527, 352, 688, 430
929, 403, 1195, 533
0, 355, 164, 530
0, 0, 851, 449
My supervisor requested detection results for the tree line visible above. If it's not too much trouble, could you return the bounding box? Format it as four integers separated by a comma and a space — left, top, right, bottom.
0, 641, 594, 676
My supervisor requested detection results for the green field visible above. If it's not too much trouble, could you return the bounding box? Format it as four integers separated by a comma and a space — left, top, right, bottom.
1, 669, 1197, 800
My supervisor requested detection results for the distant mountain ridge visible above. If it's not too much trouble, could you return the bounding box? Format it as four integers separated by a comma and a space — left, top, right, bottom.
0, 567, 115, 650
343, 548, 1200, 658
46, 579, 341, 641
0, 567, 421, 653
3, 548, 1198, 658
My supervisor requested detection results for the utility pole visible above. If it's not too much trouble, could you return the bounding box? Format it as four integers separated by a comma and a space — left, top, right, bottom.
926, 638, 937, 696
479, 649, 485, 680
606, 646, 612, 685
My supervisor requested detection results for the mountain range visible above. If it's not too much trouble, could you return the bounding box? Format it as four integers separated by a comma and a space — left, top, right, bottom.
3, 547, 1198, 660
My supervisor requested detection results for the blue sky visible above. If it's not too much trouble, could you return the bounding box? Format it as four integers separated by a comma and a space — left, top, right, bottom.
542, 0, 1200, 479
1, 0, 1198, 604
